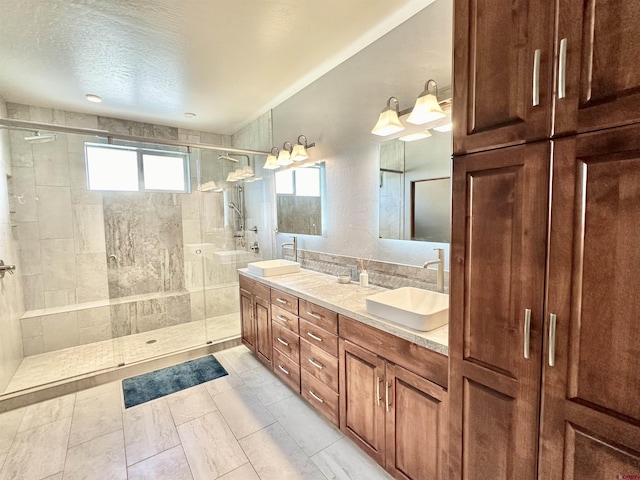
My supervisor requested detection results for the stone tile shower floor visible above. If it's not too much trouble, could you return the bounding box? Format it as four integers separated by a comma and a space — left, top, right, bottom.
4, 314, 240, 394
0, 345, 392, 480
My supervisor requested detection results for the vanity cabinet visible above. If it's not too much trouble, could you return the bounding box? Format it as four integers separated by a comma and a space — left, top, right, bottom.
449, 127, 640, 480
340, 316, 448, 480
299, 299, 340, 426
240, 276, 271, 361
270, 290, 300, 391
453, 0, 640, 155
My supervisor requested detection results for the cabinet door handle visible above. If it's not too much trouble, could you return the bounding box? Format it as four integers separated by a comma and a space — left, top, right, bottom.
276, 315, 288, 322
524, 308, 532, 359
376, 376, 381, 407
275, 297, 288, 305
278, 364, 290, 376
558, 38, 568, 99
532, 49, 541, 106
385, 381, 391, 413
308, 358, 324, 369
306, 311, 323, 320
548, 313, 557, 367
307, 332, 323, 342
308, 390, 325, 404
276, 337, 289, 347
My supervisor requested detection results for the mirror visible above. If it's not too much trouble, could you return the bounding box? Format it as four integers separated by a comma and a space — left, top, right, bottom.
379, 131, 451, 242
275, 163, 325, 235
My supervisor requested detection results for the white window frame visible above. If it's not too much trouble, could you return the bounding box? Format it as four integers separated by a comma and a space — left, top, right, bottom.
85, 143, 191, 193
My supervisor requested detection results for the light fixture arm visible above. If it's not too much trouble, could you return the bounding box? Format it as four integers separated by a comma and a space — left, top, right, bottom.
419, 79, 439, 98
296, 134, 316, 150
282, 141, 293, 153
383, 97, 401, 113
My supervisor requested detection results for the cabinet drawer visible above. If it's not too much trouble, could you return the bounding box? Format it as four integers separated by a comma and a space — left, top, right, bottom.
340, 315, 448, 389
271, 305, 299, 334
240, 275, 270, 300
271, 289, 299, 315
299, 299, 338, 334
300, 339, 339, 392
300, 319, 338, 357
272, 348, 300, 394
301, 369, 339, 427
272, 322, 300, 364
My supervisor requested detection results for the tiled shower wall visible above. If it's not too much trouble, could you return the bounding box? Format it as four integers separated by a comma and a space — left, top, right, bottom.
6, 103, 249, 356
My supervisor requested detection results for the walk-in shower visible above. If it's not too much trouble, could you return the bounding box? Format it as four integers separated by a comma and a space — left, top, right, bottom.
0, 115, 265, 399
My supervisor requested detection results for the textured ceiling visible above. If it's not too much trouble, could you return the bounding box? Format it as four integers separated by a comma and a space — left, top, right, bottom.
0, 0, 438, 134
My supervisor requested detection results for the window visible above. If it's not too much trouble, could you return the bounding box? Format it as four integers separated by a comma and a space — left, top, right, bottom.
85, 143, 190, 193
275, 166, 321, 197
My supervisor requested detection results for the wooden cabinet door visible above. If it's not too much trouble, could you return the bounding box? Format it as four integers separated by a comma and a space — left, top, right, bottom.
538, 128, 640, 479
386, 363, 448, 480
254, 295, 272, 367
340, 339, 386, 465
240, 287, 256, 352
452, 0, 555, 154
554, 0, 640, 136
448, 142, 550, 480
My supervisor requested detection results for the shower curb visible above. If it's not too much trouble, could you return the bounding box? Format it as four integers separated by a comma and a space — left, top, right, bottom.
0, 336, 242, 414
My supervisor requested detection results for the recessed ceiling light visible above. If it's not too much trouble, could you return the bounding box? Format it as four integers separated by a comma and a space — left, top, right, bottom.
184, 112, 196, 118
86, 94, 102, 103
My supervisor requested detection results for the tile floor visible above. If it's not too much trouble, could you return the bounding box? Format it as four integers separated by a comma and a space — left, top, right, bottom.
4, 314, 240, 394
0, 345, 392, 480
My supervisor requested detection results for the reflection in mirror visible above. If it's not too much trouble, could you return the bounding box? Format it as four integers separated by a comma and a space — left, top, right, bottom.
275, 163, 324, 235
379, 131, 451, 242
412, 178, 450, 242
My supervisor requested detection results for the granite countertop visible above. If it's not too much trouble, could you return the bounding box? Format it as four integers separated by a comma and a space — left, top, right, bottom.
238, 267, 448, 356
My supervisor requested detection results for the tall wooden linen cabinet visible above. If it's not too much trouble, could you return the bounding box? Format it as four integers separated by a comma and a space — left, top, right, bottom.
449, 1, 640, 479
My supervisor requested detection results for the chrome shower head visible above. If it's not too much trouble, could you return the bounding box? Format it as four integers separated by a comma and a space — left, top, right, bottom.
24, 131, 57, 143
218, 154, 239, 163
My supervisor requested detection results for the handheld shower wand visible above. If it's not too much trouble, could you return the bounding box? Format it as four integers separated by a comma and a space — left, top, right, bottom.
228, 202, 243, 218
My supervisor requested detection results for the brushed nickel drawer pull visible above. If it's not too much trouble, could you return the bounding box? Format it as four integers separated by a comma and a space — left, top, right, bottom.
385, 381, 391, 412
276, 315, 289, 322
275, 297, 288, 305
306, 311, 323, 320
549, 313, 557, 367
532, 49, 541, 106
278, 365, 290, 376
376, 376, 381, 407
558, 38, 568, 99
308, 390, 324, 403
277, 337, 289, 347
308, 358, 324, 369
524, 308, 531, 359
307, 332, 322, 342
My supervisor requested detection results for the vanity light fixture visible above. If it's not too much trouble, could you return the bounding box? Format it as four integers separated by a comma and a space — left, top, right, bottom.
263, 148, 280, 170
199, 180, 223, 192
433, 123, 453, 132
371, 97, 404, 136
240, 166, 255, 178
406, 79, 446, 125
291, 135, 316, 162
277, 141, 294, 166
399, 130, 432, 142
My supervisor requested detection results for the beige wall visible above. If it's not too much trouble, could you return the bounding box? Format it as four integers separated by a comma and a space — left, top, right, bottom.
270, 0, 452, 268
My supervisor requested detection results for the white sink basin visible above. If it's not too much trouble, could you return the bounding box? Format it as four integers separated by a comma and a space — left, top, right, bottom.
366, 287, 449, 332
247, 259, 301, 277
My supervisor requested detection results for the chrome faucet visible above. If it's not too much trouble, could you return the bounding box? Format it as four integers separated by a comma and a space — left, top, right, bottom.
423, 248, 445, 293
282, 236, 298, 262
